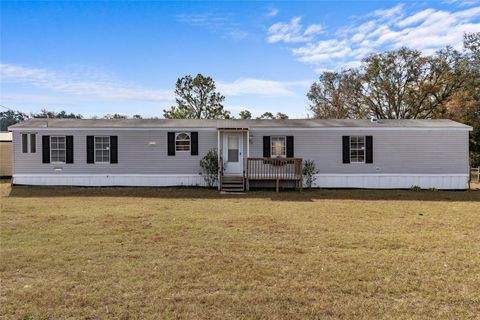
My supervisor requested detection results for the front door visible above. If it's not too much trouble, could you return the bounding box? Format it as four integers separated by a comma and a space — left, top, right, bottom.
223, 133, 243, 175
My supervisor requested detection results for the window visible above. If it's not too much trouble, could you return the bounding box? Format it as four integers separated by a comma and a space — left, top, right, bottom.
175, 132, 190, 151
350, 136, 365, 163
50, 136, 66, 163
95, 136, 110, 163
30, 134, 36, 153
227, 135, 239, 162
22, 134, 28, 153
271, 136, 286, 158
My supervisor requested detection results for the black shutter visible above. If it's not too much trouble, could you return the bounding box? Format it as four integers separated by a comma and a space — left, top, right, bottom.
86, 136, 94, 164
30, 134, 36, 153
366, 136, 373, 163
22, 134, 28, 153
263, 136, 271, 158
286, 136, 294, 158
342, 136, 350, 164
191, 132, 198, 156
110, 136, 118, 163
167, 132, 175, 156
66, 136, 74, 163
42, 136, 50, 163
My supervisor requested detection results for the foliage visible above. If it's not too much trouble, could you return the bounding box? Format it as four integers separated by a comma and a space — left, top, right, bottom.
0, 110, 29, 131
238, 110, 252, 119
410, 185, 422, 192
307, 70, 366, 119
302, 159, 319, 189
257, 112, 289, 120
31, 109, 83, 119
164, 74, 231, 119
199, 149, 219, 187
308, 48, 467, 120
103, 113, 128, 119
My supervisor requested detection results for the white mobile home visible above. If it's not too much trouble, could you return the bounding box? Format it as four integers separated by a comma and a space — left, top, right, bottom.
9, 118, 472, 190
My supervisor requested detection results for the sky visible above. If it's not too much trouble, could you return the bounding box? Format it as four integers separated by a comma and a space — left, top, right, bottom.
1, 0, 480, 119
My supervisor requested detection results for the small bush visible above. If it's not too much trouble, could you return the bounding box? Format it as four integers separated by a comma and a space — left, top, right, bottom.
303, 159, 319, 189
410, 185, 422, 192
200, 149, 219, 187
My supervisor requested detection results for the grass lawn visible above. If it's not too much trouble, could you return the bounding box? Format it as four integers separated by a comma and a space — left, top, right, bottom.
1, 180, 479, 319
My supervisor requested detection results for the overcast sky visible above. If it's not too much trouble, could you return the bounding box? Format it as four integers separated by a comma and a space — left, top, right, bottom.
1, 1, 479, 118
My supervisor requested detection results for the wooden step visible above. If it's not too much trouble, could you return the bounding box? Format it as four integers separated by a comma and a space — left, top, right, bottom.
221, 176, 245, 192
222, 177, 243, 181
221, 183, 243, 188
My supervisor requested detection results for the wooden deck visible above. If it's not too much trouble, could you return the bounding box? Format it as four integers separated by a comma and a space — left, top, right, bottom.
245, 157, 303, 192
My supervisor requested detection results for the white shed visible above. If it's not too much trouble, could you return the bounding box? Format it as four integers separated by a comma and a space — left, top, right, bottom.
0, 132, 13, 178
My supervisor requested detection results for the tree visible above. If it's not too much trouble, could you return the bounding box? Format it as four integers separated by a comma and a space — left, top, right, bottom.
258, 112, 275, 119
132, 114, 143, 119
308, 47, 467, 119
274, 112, 289, 119
257, 112, 289, 120
360, 47, 466, 119
31, 109, 83, 119
238, 110, 252, 119
443, 32, 480, 166
308, 70, 366, 119
103, 113, 128, 119
163, 74, 231, 119
0, 110, 29, 131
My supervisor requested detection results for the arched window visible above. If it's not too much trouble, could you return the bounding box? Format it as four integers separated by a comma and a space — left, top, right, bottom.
175, 132, 190, 151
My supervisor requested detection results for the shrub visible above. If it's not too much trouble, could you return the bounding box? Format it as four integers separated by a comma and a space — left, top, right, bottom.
200, 149, 219, 187
303, 159, 319, 189
410, 185, 422, 192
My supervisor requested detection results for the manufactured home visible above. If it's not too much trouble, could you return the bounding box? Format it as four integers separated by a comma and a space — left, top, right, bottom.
9, 118, 472, 191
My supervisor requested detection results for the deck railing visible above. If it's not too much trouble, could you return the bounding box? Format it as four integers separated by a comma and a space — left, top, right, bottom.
245, 157, 303, 192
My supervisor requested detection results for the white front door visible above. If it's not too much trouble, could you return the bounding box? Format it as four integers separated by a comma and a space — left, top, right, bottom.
223, 133, 243, 175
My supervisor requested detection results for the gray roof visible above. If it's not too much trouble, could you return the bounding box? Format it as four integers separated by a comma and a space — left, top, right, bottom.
9, 118, 472, 129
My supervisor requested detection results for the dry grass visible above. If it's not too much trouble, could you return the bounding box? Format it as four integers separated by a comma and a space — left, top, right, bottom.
1, 180, 479, 319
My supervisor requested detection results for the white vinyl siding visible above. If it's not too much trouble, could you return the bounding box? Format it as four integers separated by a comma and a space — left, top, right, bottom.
11, 129, 468, 176
50, 136, 66, 163
94, 136, 110, 163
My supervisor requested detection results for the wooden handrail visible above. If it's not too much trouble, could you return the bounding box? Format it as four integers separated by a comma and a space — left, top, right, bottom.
245, 157, 303, 192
